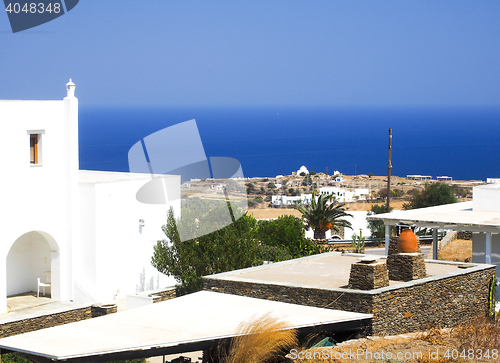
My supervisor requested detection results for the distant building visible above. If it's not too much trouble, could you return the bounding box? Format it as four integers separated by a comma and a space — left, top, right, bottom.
487, 178, 500, 184
406, 175, 432, 180
296, 165, 309, 175
271, 193, 312, 206
319, 187, 369, 203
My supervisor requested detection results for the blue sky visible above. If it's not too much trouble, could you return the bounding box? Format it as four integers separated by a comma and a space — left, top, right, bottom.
1, 1, 500, 107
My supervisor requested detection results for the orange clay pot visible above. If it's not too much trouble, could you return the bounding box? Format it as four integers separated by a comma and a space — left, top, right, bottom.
319, 222, 333, 230
397, 229, 418, 253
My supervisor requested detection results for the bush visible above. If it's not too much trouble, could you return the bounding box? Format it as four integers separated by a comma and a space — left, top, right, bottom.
297, 239, 330, 256
257, 215, 308, 258
1, 353, 29, 363
152, 206, 259, 292
153, 207, 332, 293
256, 244, 293, 263
406, 182, 457, 209
254, 196, 264, 203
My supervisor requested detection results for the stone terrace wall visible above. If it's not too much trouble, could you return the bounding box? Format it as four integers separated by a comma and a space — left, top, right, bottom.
0, 306, 92, 338
149, 287, 177, 302
204, 264, 495, 336
0, 287, 178, 338
205, 279, 373, 314
372, 265, 494, 334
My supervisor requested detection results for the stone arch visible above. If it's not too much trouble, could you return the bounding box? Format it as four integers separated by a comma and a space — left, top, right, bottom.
6, 231, 60, 299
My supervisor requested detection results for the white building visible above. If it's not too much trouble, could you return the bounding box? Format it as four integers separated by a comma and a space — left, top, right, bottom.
319, 187, 369, 203
303, 211, 369, 241
486, 178, 500, 184
296, 165, 309, 175
271, 194, 312, 206
0, 81, 178, 313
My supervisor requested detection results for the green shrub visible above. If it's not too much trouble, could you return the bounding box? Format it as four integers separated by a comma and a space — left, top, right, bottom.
256, 215, 308, 258
152, 206, 259, 293
406, 182, 457, 209
257, 244, 293, 263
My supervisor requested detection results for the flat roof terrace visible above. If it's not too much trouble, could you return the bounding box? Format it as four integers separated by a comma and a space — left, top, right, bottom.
0, 291, 371, 363
204, 252, 495, 335
206, 252, 464, 289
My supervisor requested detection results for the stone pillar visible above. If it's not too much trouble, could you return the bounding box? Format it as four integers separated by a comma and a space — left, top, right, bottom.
387, 253, 427, 281
348, 260, 389, 290
91, 303, 117, 318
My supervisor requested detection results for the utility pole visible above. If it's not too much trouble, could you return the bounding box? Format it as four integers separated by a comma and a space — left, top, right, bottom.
387, 128, 393, 213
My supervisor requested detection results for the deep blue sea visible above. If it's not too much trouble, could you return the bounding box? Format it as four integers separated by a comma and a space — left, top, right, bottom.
79, 106, 500, 181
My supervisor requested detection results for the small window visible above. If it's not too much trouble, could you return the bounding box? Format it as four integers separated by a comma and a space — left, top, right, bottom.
30, 134, 39, 164
28, 132, 43, 165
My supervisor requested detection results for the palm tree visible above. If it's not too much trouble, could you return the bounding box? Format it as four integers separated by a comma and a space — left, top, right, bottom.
297, 192, 353, 240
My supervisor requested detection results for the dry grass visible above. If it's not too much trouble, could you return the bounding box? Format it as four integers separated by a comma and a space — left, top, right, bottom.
213, 313, 500, 363
417, 328, 447, 346
247, 208, 302, 219
219, 314, 298, 363
247, 200, 409, 219
438, 239, 472, 262
452, 315, 500, 352
289, 316, 500, 363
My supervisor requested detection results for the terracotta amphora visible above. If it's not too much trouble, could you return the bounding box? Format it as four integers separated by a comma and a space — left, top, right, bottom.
397, 229, 418, 253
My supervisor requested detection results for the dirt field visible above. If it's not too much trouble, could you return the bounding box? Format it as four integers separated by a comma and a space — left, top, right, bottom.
247, 200, 408, 219
438, 239, 473, 262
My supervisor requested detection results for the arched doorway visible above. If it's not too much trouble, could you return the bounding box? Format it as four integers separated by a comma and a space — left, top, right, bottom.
7, 231, 60, 299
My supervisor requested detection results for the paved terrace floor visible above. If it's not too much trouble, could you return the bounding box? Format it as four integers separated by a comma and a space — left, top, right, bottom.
211, 252, 467, 288
0, 293, 91, 326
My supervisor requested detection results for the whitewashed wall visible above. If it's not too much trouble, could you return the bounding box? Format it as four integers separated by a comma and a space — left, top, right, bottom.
0, 95, 77, 312
304, 211, 369, 240
76, 173, 180, 303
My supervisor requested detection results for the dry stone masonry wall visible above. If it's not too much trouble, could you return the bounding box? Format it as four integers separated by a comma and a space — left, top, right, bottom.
204, 264, 495, 336
386, 253, 427, 281
348, 261, 389, 290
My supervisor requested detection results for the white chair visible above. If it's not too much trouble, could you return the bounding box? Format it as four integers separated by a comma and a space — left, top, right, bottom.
37, 271, 51, 298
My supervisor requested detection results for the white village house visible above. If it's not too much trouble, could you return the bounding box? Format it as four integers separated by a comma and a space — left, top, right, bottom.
319, 186, 369, 203
0, 81, 178, 313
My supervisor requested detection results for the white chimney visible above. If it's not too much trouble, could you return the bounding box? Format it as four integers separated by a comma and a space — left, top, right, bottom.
66, 78, 76, 98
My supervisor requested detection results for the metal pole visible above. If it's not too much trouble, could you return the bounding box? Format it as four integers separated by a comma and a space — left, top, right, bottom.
385, 224, 390, 256
432, 228, 438, 260
387, 128, 393, 213
486, 232, 492, 264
